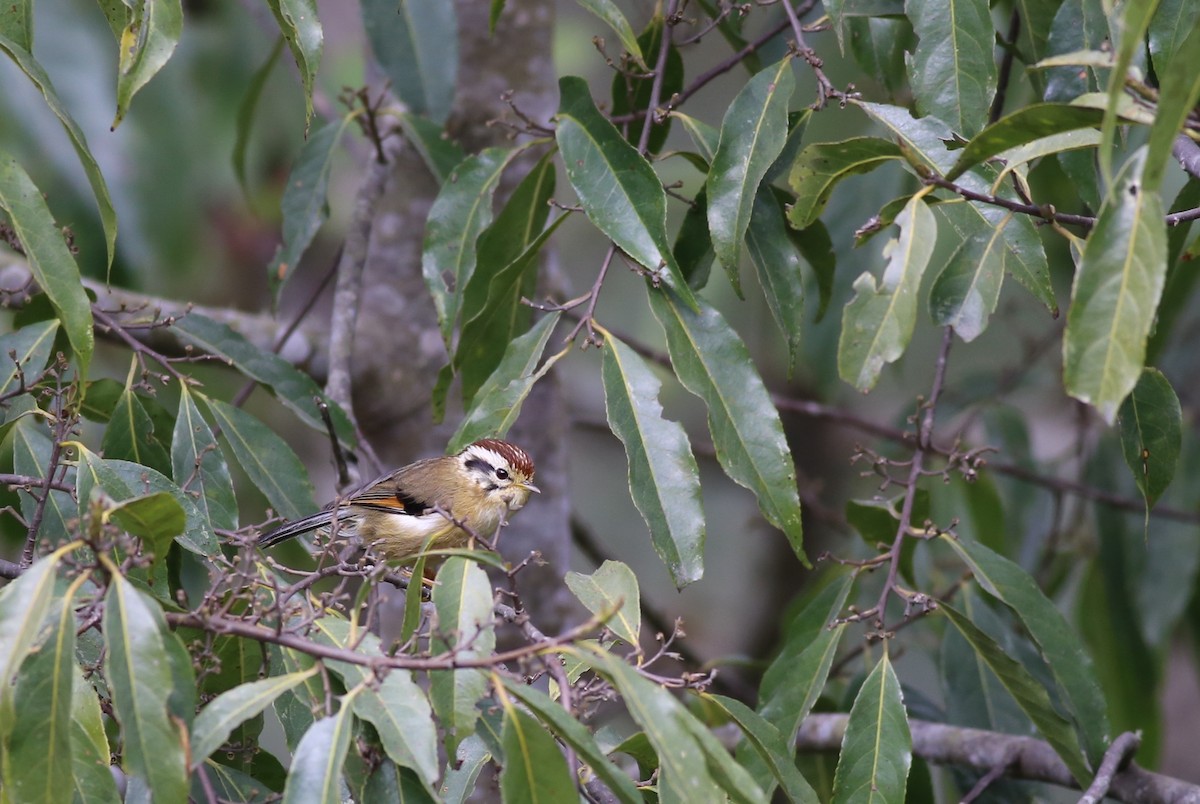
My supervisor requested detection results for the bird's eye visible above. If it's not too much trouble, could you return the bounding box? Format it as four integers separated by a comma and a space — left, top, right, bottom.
495, 468, 510, 480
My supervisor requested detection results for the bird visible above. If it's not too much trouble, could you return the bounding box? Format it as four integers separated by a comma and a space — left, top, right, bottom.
257, 439, 538, 562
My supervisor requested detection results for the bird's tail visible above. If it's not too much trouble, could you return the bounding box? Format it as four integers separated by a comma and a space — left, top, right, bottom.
257, 508, 355, 548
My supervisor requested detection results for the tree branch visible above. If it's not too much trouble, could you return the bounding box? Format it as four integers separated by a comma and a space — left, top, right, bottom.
1172, 134, 1200, 182
796, 715, 1200, 804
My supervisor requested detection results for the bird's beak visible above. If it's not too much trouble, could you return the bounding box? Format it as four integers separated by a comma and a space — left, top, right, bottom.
522, 482, 541, 494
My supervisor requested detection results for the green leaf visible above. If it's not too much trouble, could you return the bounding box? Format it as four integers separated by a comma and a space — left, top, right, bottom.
196, 760, 276, 803
312, 618, 439, 787
600, 333, 705, 587
747, 188, 806, 368
422, 146, 516, 343
191, 668, 319, 767
449, 312, 564, 450
201, 396, 317, 521
1044, 0, 1111, 105
103, 574, 189, 803
1149, 0, 1200, 73
0, 320, 57, 397
792, 217, 836, 322
945, 104, 1106, 181
573, 0, 645, 68
9, 400, 74, 544
103, 365, 172, 476
429, 557, 495, 753
0, 544, 71, 699
265, 0, 322, 130
69, 666, 122, 804
173, 385, 238, 532
564, 560, 642, 644
281, 689, 361, 804
2, 587, 80, 804
555, 76, 696, 307
787, 137, 904, 230
673, 111, 721, 163
703, 694, 818, 804
943, 535, 1110, 767
838, 194, 937, 391
498, 678, 642, 804
364, 0, 457, 124
1063, 148, 1167, 423
109, 0, 183, 129
831, 651, 911, 804
940, 602, 1092, 784
0, 149, 93, 376
268, 115, 354, 296
1117, 368, 1181, 507
0, 0, 30, 48
1144, 18, 1200, 192
650, 291, 806, 565
233, 37, 284, 197
106, 491, 186, 556
706, 56, 795, 290
397, 114, 465, 183
499, 706, 576, 802
171, 313, 355, 444
927, 202, 1008, 342
906, 0, 996, 137
611, 15, 684, 154
0, 35, 119, 268
1097, 0, 1159, 183
440, 735, 491, 804
673, 186, 713, 289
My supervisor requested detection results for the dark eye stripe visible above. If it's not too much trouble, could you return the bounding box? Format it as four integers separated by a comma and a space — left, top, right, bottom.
465, 457, 494, 475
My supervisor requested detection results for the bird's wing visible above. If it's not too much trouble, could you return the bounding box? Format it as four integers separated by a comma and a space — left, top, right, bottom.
345, 462, 439, 516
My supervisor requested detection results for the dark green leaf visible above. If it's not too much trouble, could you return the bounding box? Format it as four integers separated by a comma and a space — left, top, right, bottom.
928, 201, 1007, 342
265, 0, 322, 130
0, 149, 93, 375
0, 320, 57, 397
946, 104, 1106, 181
838, 194, 937, 391
847, 16, 915, 99
69, 667, 122, 804
600, 334, 705, 587
707, 56, 795, 290
1149, 0, 1200, 73
268, 115, 353, 296
450, 312, 564, 451
364, 0, 457, 124
1064, 149, 1167, 423
201, 396, 317, 521
196, 761, 275, 803
765, 110, 812, 185
611, 15, 684, 154
489, 0, 505, 33
429, 557, 495, 753
673, 111, 720, 163
422, 146, 516, 343
397, 114, 465, 183
649, 291, 807, 565
233, 37, 284, 197
747, 188, 805, 368
564, 560, 642, 643
0, 544, 70, 697
103, 367, 172, 476
0, 34, 118, 267
9, 398, 75, 544
107, 492, 186, 556
1144, 18, 1200, 192
831, 651, 911, 804
103, 574, 189, 802
787, 137, 904, 230
943, 535, 1110, 767
1096, 0, 1158, 183
791, 217, 836, 322
906, 0, 997, 137
940, 602, 1091, 784
1117, 368, 1181, 507
107, 0, 183, 128
499, 678, 642, 804
499, 706, 576, 802
173, 385, 238, 532
673, 186, 714, 289
281, 691, 360, 804
574, 0, 645, 67
191, 667, 319, 767
556, 76, 696, 307
172, 313, 355, 443
703, 694, 818, 804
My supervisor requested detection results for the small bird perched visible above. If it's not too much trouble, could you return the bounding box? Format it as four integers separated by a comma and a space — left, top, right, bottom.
258, 439, 538, 562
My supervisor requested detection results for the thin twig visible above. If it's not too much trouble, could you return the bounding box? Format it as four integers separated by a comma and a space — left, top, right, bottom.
1079, 731, 1142, 804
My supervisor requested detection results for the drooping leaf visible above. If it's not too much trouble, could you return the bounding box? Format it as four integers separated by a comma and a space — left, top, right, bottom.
1117, 368, 1182, 507
673, 186, 714, 289
9, 398, 75, 544
200, 396, 317, 521
600, 333, 705, 587
103, 364, 172, 476
905, 0, 996, 137
191, 668, 319, 767
1149, 0, 1200, 73
0, 149, 93, 376
831, 651, 911, 804
440, 736, 491, 804
265, 0, 322, 130
106, 492, 186, 557
945, 104, 1107, 181
0, 544, 72, 695
1096, 0, 1159, 183
649, 291, 807, 565
397, 113, 465, 183
565, 560, 642, 644
109, 0, 183, 129
838, 193, 937, 391
0, 35, 118, 267
1063, 148, 1167, 423
673, 111, 721, 163
422, 146, 516, 343
0, 320, 57, 397
280, 690, 361, 804
927, 201, 1008, 342
556, 76, 696, 307
429, 557, 495, 754
940, 602, 1092, 784
233, 37, 285, 197
69, 666, 122, 804
704, 694, 818, 804
787, 137, 904, 230
0, 0, 30, 48
1144, 18, 1200, 193
746, 188, 806, 368
791, 217, 836, 322
706, 56, 795, 290
172, 385, 238, 533
574, 0, 646, 68
611, 15, 684, 154
363, 0, 457, 123
268, 115, 354, 297
498, 706, 576, 802
103, 573, 190, 803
